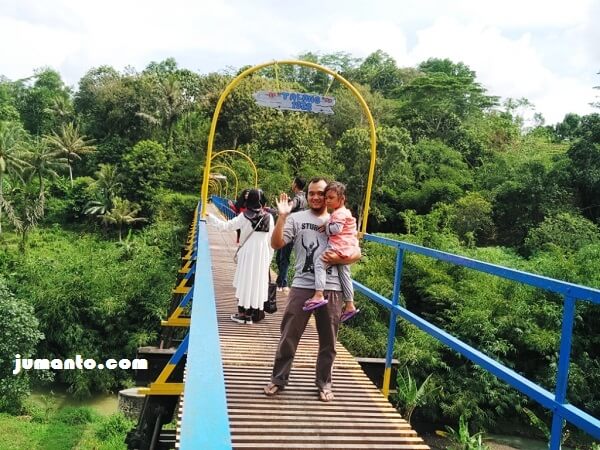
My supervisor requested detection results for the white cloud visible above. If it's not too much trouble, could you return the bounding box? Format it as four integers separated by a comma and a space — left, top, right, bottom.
448, 0, 592, 28
0, 0, 597, 122
0, 15, 80, 80
407, 17, 595, 123
312, 19, 409, 62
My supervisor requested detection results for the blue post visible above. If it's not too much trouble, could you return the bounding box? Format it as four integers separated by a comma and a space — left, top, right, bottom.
382, 248, 404, 397
549, 295, 576, 450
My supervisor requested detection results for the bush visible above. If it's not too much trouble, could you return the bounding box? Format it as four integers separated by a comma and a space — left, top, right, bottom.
95, 413, 135, 440
166, 152, 203, 193
524, 212, 600, 255
121, 140, 173, 212
0, 276, 44, 413
155, 191, 198, 224
55, 406, 98, 425
43, 177, 97, 224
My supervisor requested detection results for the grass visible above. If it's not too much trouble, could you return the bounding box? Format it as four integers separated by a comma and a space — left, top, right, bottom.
0, 408, 134, 450
0, 414, 86, 450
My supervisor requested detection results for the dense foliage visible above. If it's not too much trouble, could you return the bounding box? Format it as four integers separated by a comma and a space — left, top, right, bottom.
0, 52, 598, 443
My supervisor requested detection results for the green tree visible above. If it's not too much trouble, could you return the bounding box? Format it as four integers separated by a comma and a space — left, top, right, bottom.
14, 68, 71, 136
8, 178, 46, 251
566, 113, 600, 222
100, 197, 146, 241
394, 58, 498, 142
0, 275, 44, 413
136, 74, 191, 151
323, 82, 395, 145
43, 94, 74, 128
44, 122, 96, 186
0, 121, 30, 234
121, 140, 172, 210
349, 50, 411, 97
251, 112, 333, 177
364, 126, 412, 230
554, 113, 582, 141
23, 140, 68, 198
451, 192, 495, 246
524, 212, 600, 255
74, 66, 146, 143
0, 79, 20, 121
399, 139, 472, 214
491, 160, 570, 247
260, 51, 359, 94
85, 164, 122, 216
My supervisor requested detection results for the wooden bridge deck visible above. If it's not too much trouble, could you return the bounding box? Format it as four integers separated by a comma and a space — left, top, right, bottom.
206, 205, 428, 449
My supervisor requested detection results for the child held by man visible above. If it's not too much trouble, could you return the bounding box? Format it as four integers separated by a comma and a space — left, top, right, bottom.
302, 181, 360, 322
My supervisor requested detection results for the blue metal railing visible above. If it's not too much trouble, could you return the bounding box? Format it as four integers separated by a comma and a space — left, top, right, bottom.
210, 195, 237, 219
179, 203, 232, 449
360, 234, 600, 449
210, 195, 600, 448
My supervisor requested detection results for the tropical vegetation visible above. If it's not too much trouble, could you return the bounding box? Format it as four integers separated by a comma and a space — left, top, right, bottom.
0, 53, 598, 448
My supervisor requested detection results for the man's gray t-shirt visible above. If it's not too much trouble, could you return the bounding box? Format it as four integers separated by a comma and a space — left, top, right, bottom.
283, 209, 342, 291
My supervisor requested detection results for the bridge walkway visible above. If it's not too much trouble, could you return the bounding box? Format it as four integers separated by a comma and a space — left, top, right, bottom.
207, 204, 429, 449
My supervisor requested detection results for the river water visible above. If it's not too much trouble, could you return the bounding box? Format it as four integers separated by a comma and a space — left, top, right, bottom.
30, 387, 119, 416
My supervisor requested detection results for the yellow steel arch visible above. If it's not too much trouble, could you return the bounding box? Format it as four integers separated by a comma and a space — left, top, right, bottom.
208, 179, 221, 196
212, 177, 228, 197
210, 149, 258, 189
200, 60, 377, 235
211, 164, 239, 196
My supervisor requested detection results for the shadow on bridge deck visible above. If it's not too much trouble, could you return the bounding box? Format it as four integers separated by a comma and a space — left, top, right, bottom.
206, 204, 429, 450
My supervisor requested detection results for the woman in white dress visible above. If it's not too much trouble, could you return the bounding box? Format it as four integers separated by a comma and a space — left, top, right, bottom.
207, 189, 274, 324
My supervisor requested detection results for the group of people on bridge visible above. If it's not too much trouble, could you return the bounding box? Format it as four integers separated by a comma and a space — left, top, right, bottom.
206, 176, 361, 402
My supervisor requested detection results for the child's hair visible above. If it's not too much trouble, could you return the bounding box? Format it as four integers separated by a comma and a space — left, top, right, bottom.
325, 181, 346, 200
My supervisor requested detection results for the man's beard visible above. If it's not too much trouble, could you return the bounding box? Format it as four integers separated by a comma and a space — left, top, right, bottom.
310, 204, 326, 213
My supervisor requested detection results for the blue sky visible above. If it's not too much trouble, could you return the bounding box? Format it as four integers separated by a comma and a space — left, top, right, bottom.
1, 0, 598, 124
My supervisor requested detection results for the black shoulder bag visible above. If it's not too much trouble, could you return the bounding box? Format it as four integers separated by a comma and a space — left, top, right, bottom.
265, 272, 277, 314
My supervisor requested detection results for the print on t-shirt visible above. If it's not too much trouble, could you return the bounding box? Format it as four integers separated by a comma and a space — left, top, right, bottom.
286, 211, 341, 291
301, 235, 320, 273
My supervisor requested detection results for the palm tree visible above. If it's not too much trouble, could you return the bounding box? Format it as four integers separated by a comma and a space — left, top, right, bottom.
84, 164, 122, 216
0, 121, 29, 234
43, 95, 74, 126
6, 179, 44, 252
137, 76, 187, 150
23, 140, 68, 220
23, 141, 68, 211
44, 122, 95, 186
100, 197, 147, 241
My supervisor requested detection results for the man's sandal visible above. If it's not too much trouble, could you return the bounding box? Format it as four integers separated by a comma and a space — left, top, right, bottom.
264, 383, 283, 396
318, 389, 334, 402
